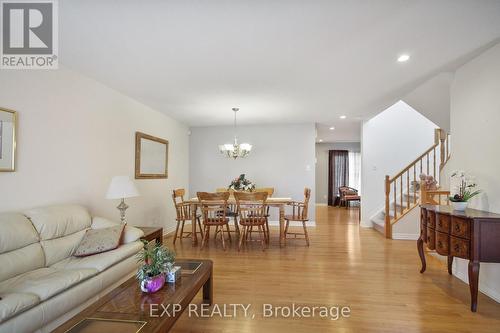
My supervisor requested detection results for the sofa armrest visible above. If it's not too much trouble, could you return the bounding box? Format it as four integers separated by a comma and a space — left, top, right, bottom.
91, 217, 144, 244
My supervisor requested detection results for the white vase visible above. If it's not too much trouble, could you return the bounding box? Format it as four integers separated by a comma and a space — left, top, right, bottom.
451, 201, 468, 211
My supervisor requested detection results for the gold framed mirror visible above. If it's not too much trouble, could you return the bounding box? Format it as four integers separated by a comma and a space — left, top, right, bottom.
135, 132, 169, 179
0, 108, 17, 172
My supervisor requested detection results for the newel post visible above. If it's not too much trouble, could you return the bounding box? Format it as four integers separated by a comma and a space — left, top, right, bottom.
434, 128, 440, 145
420, 180, 427, 205
439, 129, 446, 169
385, 175, 392, 239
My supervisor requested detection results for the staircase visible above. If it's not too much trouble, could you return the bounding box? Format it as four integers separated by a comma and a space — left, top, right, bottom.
371, 128, 451, 239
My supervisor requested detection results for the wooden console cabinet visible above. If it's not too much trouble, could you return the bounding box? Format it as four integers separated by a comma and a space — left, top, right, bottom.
418, 204, 500, 312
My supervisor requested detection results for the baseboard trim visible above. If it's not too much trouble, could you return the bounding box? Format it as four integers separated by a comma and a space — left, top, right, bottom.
360, 220, 373, 228
453, 265, 500, 304
163, 225, 176, 237
392, 233, 419, 240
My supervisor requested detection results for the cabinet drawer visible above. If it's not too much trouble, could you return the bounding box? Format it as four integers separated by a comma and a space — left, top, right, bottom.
436, 214, 450, 233
426, 226, 435, 250
451, 217, 470, 239
427, 211, 436, 228
435, 231, 450, 256
450, 236, 470, 259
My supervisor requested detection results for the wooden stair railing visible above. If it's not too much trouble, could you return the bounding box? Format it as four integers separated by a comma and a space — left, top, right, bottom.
421, 189, 450, 206
384, 128, 451, 239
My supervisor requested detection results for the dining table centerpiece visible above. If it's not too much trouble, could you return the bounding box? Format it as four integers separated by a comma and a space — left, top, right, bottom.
229, 174, 256, 191
449, 171, 481, 211
136, 240, 176, 293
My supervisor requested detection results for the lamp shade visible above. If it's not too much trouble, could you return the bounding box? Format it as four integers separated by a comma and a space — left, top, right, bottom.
106, 176, 139, 199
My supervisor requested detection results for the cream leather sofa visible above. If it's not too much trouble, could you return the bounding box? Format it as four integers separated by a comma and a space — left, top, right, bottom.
0, 204, 145, 333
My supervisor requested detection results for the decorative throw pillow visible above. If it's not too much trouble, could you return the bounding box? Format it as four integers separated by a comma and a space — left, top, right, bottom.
74, 224, 124, 257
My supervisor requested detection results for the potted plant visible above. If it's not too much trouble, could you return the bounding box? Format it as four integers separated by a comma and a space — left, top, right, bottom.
136, 240, 176, 293
449, 171, 481, 211
229, 174, 256, 191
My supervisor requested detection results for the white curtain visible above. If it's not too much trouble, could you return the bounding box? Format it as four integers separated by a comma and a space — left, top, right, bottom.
348, 151, 361, 194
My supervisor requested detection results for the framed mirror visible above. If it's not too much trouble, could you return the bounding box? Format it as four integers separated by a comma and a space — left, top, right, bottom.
0, 108, 17, 172
135, 132, 169, 179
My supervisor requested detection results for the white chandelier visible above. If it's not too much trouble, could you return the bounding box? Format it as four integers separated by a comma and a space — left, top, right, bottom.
219, 107, 252, 159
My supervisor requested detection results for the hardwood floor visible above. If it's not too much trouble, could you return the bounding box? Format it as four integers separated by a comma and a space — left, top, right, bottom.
166, 206, 500, 332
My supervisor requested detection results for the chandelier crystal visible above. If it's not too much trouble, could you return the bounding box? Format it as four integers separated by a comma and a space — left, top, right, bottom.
218, 108, 252, 159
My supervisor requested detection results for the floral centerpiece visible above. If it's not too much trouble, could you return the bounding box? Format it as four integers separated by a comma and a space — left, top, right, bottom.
449, 171, 481, 211
229, 174, 255, 191
136, 240, 176, 293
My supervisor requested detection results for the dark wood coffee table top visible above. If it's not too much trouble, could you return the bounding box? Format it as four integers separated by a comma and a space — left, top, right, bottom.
52, 259, 213, 333
136, 226, 164, 244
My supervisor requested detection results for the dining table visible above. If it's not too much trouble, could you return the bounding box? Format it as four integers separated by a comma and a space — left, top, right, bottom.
185, 197, 293, 247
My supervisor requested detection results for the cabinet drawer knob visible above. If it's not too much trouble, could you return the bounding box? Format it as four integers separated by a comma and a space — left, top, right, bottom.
438, 240, 442, 248
454, 244, 460, 252
454, 224, 460, 232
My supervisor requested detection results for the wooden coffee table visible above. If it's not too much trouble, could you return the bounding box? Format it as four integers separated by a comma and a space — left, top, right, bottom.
53, 259, 213, 333
137, 226, 164, 245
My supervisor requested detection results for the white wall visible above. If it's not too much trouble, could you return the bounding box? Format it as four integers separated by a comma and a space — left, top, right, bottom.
189, 124, 316, 220
361, 100, 437, 227
403, 72, 453, 132
0, 68, 189, 234
315, 142, 360, 204
448, 42, 500, 302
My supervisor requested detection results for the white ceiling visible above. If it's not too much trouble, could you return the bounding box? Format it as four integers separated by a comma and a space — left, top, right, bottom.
316, 121, 361, 143
60, 0, 500, 141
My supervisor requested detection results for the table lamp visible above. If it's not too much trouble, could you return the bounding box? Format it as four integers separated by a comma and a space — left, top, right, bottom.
106, 176, 139, 224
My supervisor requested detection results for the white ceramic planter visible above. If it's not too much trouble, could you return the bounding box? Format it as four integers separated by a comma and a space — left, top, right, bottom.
451, 201, 468, 211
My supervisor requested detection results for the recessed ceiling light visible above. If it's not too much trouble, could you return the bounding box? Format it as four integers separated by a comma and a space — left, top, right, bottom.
319, 139, 323, 142
329, 126, 335, 130
339, 115, 347, 119
397, 54, 410, 62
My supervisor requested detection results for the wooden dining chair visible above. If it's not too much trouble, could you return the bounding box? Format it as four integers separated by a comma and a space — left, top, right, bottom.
284, 188, 311, 246
216, 188, 240, 237
234, 191, 268, 251
172, 189, 203, 244
197, 192, 232, 250
253, 187, 274, 242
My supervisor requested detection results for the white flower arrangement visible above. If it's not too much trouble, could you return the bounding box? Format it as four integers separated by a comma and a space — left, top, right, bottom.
229, 174, 256, 191
449, 170, 481, 203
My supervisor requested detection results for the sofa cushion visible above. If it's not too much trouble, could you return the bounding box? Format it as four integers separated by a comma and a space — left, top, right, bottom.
0, 213, 39, 254
0, 292, 40, 324
24, 204, 91, 241
0, 243, 45, 283
91, 217, 144, 244
0, 267, 98, 302
51, 241, 143, 272
40, 229, 87, 266
74, 224, 124, 257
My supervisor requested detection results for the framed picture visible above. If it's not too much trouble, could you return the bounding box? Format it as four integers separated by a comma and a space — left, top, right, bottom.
0, 108, 17, 172
135, 132, 169, 179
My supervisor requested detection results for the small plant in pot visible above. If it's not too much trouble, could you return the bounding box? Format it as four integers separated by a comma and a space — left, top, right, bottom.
449, 171, 481, 211
136, 240, 175, 293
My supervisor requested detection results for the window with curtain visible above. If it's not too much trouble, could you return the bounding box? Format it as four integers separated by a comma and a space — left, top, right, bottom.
328, 150, 349, 206
348, 151, 361, 194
